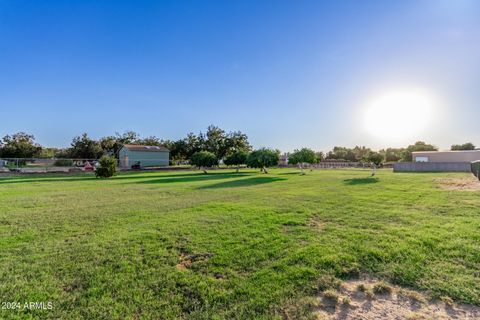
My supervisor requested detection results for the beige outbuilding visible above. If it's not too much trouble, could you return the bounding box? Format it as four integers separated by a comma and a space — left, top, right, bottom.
412, 150, 480, 163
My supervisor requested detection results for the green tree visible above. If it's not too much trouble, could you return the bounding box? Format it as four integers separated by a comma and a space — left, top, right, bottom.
202, 125, 227, 158
224, 131, 252, 154
38, 147, 57, 158
402, 141, 438, 162
116, 131, 141, 145
184, 133, 203, 159
246, 148, 279, 173
54, 148, 71, 159
99, 136, 119, 155
69, 133, 103, 159
326, 147, 347, 160
0, 132, 42, 158
190, 151, 218, 173
451, 143, 476, 151
95, 155, 117, 178
99, 131, 142, 157
315, 151, 325, 162
138, 135, 162, 146
326, 146, 371, 162
381, 148, 405, 162
367, 152, 384, 166
289, 148, 317, 175
172, 139, 189, 161
224, 150, 249, 172
364, 152, 384, 176
176, 126, 251, 161
353, 146, 372, 161
158, 139, 187, 163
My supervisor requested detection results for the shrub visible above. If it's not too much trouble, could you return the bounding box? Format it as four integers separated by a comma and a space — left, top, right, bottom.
95, 156, 116, 178
54, 159, 73, 167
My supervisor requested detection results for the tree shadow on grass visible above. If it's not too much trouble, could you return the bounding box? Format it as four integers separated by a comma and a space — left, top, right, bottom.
343, 177, 379, 185
134, 173, 252, 184
116, 171, 249, 180
198, 176, 287, 189
0, 174, 97, 184
0, 171, 252, 185
277, 172, 301, 175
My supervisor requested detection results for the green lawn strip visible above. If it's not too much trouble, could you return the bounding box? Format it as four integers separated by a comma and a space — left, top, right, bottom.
0, 169, 479, 319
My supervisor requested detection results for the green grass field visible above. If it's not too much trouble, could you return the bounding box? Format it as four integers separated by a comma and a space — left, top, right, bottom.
1, 169, 479, 319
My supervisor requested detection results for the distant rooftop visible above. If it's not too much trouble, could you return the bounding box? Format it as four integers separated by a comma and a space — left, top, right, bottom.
412, 150, 480, 154
122, 144, 169, 152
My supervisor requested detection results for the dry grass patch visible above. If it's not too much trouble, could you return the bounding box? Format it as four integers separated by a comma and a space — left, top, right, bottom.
175, 252, 213, 270
317, 274, 342, 292
433, 176, 480, 191
307, 217, 327, 230
323, 290, 339, 304
356, 283, 374, 299
399, 288, 427, 305
373, 281, 393, 295
440, 295, 454, 306
316, 278, 480, 320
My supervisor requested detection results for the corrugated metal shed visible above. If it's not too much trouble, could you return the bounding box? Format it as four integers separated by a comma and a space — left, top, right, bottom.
119, 145, 169, 168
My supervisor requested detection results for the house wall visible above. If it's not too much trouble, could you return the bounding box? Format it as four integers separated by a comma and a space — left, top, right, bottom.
119, 148, 169, 168
412, 151, 480, 163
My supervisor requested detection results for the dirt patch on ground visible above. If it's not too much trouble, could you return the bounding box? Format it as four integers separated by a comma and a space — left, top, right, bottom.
433, 176, 480, 191
316, 278, 480, 320
307, 217, 327, 230
176, 252, 213, 270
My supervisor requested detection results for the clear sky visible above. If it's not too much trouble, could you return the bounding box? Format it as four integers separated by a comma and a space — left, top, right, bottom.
1, 0, 479, 151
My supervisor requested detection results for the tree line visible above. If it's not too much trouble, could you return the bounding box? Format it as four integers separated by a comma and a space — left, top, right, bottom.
322, 141, 442, 163
0, 130, 477, 167
0, 126, 252, 161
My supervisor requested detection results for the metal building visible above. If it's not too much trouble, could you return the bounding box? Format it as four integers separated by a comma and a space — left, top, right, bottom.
119, 144, 169, 168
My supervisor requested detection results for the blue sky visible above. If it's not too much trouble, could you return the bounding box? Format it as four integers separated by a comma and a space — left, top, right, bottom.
0, 0, 479, 151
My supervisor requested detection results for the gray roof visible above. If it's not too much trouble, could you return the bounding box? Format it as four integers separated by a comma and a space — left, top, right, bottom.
122, 144, 169, 152
412, 150, 480, 154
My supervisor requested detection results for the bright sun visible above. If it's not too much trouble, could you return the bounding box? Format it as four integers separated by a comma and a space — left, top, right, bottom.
364, 89, 435, 143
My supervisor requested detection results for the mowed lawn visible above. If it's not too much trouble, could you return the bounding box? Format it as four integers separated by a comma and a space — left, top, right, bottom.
1, 169, 479, 319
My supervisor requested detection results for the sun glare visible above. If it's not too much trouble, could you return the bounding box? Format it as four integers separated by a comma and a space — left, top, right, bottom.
364, 89, 435, 143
